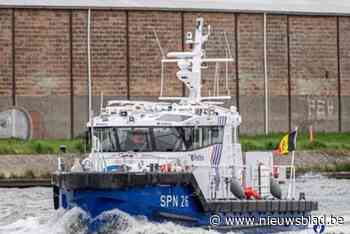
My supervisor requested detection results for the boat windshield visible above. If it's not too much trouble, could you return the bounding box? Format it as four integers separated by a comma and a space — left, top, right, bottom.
93, 126, 224, 152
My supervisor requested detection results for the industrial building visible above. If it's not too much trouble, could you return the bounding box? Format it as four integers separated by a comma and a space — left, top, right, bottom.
0, 0, 349, 138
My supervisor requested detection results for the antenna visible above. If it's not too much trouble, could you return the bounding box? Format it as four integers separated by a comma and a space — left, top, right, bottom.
213, 62, 220, 96
153, 29, 166, 97
159, 18, 234, 103
153, 29, 165, 58
224, 32, 233, 96
100, 91, 104, 112
224, 32, 233, 59
225, 47, 230, 96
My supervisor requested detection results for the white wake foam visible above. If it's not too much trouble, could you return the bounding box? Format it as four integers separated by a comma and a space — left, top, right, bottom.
0, 207, 224, 234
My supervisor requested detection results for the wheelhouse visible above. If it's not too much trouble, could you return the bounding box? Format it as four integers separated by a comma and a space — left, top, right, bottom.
91, 126, 224, 153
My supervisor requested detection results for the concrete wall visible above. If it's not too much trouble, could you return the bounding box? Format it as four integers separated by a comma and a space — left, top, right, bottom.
0, 8, 349, 138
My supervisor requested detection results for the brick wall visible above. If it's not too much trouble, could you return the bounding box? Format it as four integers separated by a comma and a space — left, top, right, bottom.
0, 8, 348, 138
128, 11, 182, 98
267, 15, 288, 96
339, 17, 350, 131
91, 10, 127, 97
72, 10, 88, 96
237, 14, 265, 134
289, 16, 338, 132
71, 10, 88, 136
183, 13, 236, 98
267, 15, 289, 132
15, 10, 70, 97
238, 14, 264, 96
14, 10, 71, 138
0, 9, 12, 99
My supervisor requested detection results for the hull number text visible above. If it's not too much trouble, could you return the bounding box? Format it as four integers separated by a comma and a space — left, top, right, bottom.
160, 195, 189, 208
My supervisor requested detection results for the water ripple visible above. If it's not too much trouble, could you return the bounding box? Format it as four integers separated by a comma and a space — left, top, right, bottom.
0, 177, 349, 234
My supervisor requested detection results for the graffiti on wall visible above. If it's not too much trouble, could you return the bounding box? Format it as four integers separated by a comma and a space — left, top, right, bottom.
307, 97, 336, 121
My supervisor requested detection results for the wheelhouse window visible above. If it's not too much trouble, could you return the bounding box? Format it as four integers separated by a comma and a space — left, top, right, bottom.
153, 127, 197, 152
93, 126, 223, 152
153, 128, 184, 152
93, 128, 117, 152
118, 128, 152, 152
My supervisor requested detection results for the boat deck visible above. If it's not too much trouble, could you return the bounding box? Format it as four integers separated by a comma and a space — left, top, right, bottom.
52, 172, 317, 213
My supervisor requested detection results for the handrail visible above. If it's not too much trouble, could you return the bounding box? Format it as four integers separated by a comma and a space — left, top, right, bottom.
81, 155, 297, 200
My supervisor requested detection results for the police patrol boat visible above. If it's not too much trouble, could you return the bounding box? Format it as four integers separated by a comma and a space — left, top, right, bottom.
52, 18, 318, 232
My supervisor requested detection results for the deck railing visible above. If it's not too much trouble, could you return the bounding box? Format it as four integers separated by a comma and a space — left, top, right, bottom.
65, 155, 297, 200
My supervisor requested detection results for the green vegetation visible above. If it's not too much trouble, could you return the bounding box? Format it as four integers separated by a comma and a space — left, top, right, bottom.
0, 132, 349, 154
0, 138, 85, 155
240, 132, 350, 152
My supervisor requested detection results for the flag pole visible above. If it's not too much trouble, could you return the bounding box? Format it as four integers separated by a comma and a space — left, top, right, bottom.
291, 150, 295, 199
287, 151, 295, 199
288, 127, 298, 199
287, 150, 292, 199
293, 127, 298, 199
286, 127, 298, 199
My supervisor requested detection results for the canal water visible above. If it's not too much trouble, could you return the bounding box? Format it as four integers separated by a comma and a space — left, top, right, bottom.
0, 174, 349, 234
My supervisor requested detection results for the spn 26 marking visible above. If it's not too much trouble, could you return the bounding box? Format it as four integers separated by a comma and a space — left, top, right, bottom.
160, 195, 189, 208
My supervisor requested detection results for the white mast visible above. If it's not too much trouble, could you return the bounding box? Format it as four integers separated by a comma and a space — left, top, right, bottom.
190, 17, 206, 102
160, 17, 233, 103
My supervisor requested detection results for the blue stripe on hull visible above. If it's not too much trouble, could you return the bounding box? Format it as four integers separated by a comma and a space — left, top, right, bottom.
63, 185, 202, 221
58, 184, 310, 232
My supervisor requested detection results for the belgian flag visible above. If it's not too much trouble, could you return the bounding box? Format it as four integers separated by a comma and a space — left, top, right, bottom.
276, 130, 297, 155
